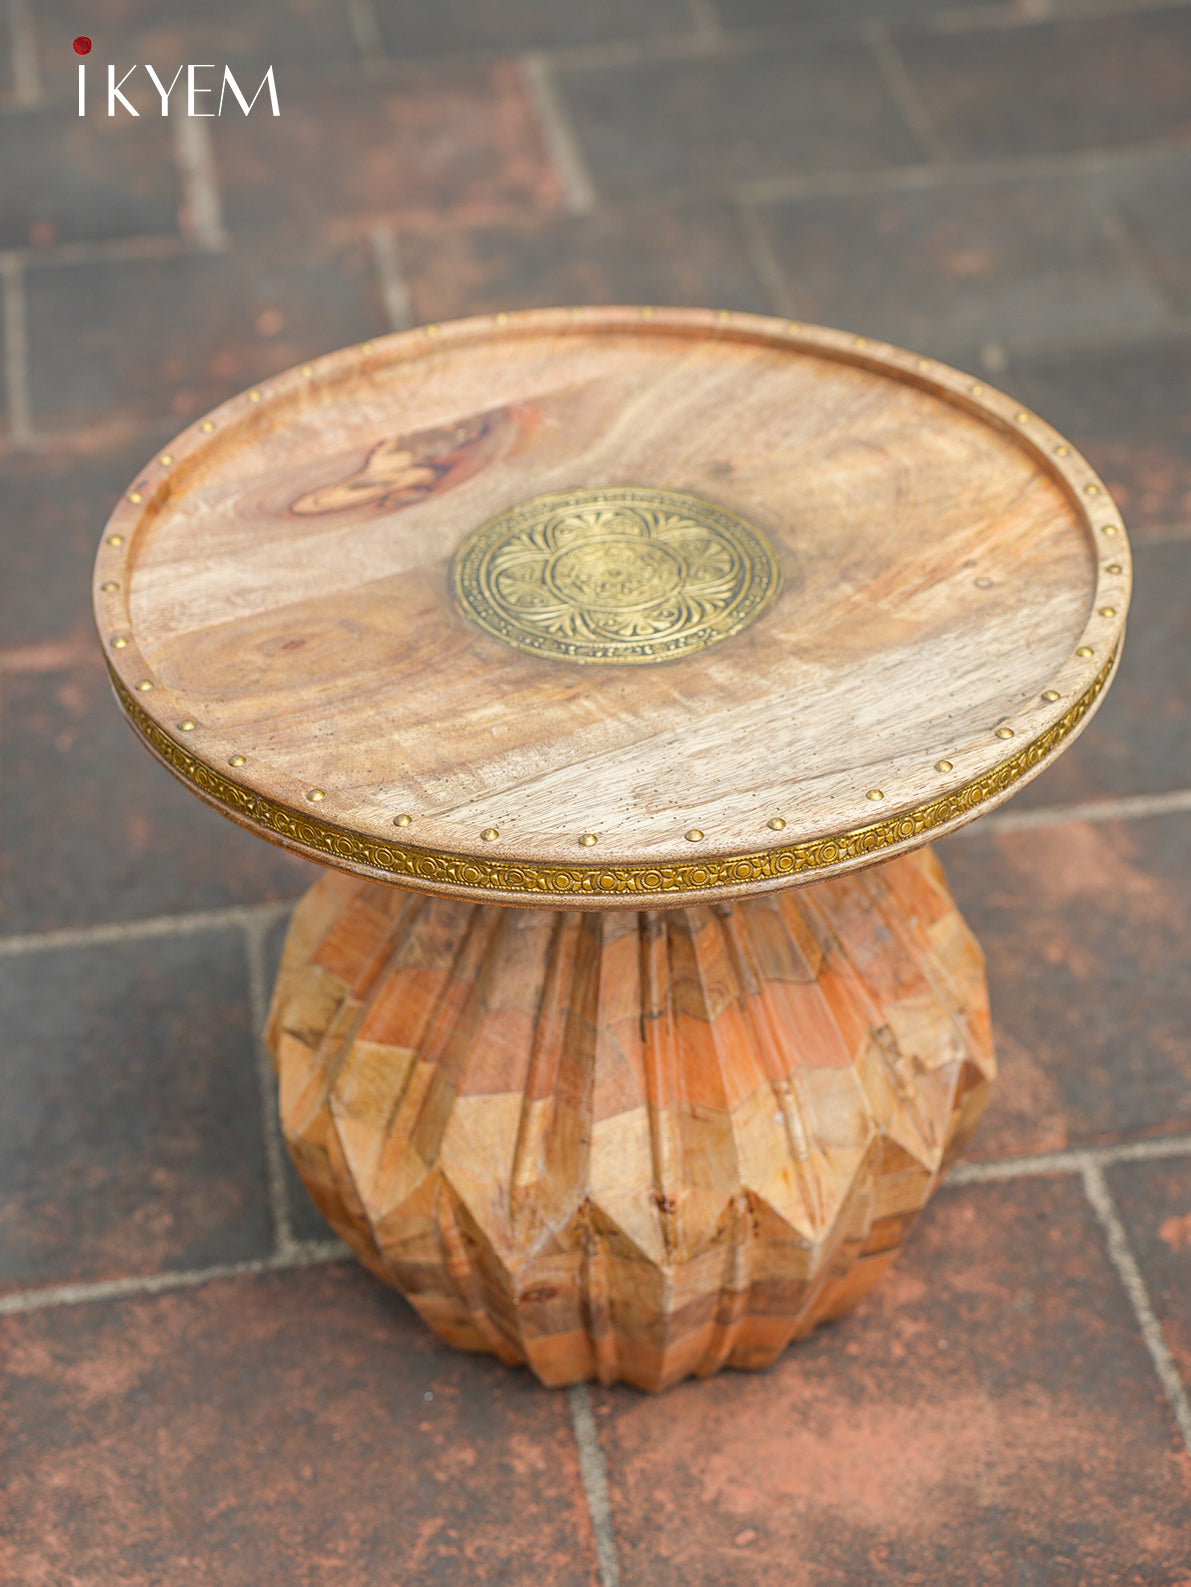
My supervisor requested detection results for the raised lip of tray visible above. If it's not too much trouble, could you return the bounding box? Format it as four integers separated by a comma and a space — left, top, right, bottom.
92, 304, 1132, 909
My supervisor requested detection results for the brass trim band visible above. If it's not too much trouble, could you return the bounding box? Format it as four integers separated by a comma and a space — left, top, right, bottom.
109, 647, 1117, 901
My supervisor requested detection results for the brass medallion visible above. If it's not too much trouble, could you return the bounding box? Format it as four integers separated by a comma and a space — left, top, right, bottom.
450, 487, 782, 665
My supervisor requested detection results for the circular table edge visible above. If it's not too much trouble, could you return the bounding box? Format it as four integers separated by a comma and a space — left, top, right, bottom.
93, 304, 1133, 908
104, 640, 1120, 909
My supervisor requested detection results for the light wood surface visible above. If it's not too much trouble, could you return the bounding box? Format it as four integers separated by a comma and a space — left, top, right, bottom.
266, 846, 994, 1391
94, 308, 1131, 908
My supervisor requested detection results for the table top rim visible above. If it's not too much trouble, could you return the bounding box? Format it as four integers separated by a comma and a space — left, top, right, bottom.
92, 304, 1133, 907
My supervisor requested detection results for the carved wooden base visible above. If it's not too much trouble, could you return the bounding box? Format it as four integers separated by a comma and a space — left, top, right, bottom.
265, 849, 994, 1393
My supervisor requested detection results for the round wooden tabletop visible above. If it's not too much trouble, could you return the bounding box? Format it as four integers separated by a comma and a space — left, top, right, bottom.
93, 307, 1130, 908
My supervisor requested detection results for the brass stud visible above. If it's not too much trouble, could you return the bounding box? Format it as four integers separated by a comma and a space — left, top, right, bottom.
306, 788, 325, 802
1106, 563, 1122, 574
200, 420, 215, 433
1076, 646, 1094, 658
915, 357, 930, 369
1084, 483, 1101, 495
969, 383, 984, 395
996, 726, 1015, 739
1053, 444, 1069, 457
685, 828, 703, 841
787, 322, 801, 334
394, 813, 412, 827
865, 789, 884, 801
100, 580, 119, 592
495, 312, 509, 325
935, 760, 953, 773
1042, 690, 1060, 702
1099, 606, 1116, 617
1015, 411, 1031, 423
301, 364, 314, 377
854, 335, 868, 347
360, 341, 374, 353
716, 309, 730, 321
249, 388, 262, 402
1100, 523, 1118, 535
107, 534, 124, 546
136, 680, 153, 691
229, 754, 246, 767
159, 452, 173, 465
579, 833, 597, 846
641, 306, 654, 318
569, 306, 583, 316
767, 816, 786, 831
111, 636, 128, 649
128, 491, 143, 504
425, 324, 440, 336
178, 719, 196, 732
481, 827, 498, 841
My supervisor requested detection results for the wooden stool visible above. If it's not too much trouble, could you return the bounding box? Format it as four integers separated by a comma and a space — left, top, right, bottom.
94, 309, 1129, 1392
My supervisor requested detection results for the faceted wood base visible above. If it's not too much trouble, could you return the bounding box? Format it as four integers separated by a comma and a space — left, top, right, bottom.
265, 849, 995, 1393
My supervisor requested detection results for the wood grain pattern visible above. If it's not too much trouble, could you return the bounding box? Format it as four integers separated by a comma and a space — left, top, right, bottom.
265, 845, 995, 1391
94, 308, 1131, 907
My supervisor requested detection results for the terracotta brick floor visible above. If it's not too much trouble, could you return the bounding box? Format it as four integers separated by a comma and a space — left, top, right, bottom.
3, 2, 1190, 1581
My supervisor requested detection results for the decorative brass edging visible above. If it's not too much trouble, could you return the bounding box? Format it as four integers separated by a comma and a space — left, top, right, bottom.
108, 645, 1117, 900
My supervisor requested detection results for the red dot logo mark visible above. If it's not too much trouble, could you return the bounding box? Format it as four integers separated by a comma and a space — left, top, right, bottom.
73, 36, 92, 55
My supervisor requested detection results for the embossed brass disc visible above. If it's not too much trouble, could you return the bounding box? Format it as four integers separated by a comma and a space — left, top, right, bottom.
450, 487, 782, 664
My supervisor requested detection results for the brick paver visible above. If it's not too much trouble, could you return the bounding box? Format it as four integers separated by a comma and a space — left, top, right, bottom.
0, 1263, 602, 1586
2, 1, 1190, 1581
940, 815, 1191, 1159
1008, 538, 1191, 807
0, 655, 318, 933
756, 173, 1172, 366
895, 9, 1191, 159
0, 928, 273, 1291
395, 199, 773, 320
1013, 337, 1191, 540
591, 1178, 1191, 1585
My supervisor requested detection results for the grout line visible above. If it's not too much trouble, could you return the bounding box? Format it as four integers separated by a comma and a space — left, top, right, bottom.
733, 194, 798, 318
1144, 520, 1191, 545
1, 1136, 1186, 1316
741, 138, 1191, 207
369, 224, 414, 331
344, 0, 387, 68
928, 0, 1191, 34
568, 1383, 622, 1587
172, 113, 227, 252
1081, 1160, 1191, 1456
925, 0, 1058, 34
7, 0, 41, 105
992, 314, 1191, 362
946, 1133, 1191, 1186
0, 898, 299, 959
0, 1240, 349, 1317
243, 914, 297, 1258
538, 30, 760, 74
0, 253, 34, 446
977, 788, 1191, 836
522, 53, 598, 216
1, 234, 195, 269
863, 21, 948, 164
685, 0, 723, 42
0, 641, 89, 674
